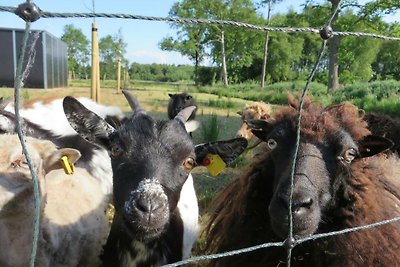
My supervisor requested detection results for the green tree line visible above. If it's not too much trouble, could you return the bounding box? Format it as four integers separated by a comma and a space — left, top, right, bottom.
61, 0, 400, 88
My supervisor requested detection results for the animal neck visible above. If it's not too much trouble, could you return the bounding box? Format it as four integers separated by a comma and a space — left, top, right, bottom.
102, 211, 183, 267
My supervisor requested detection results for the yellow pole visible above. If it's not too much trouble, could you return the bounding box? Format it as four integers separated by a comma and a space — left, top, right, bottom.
91, 21, 101, 103
123, 68, 128, 89
125, 68, 129, 89
116, 58, 121, 94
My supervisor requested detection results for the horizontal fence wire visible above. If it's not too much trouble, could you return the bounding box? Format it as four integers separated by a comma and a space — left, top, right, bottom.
1, 5, 400, 41
162, 216, 400, 267
2, 1, 400, 267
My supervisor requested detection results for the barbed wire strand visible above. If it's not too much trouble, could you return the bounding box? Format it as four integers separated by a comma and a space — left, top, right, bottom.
1, 5, 400, 41
160, 213, 400, 267
285, 40, 328, 266
13, 22, 42, 267
21, 31, 40, 82
3, 2, 400, 267
162, 241, 284, 267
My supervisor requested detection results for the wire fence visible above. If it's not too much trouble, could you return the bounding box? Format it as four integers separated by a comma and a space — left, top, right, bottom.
2, 1, 400, 267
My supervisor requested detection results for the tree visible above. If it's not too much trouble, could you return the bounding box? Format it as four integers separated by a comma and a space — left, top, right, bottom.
206, 0, 265, 84
99, 30, 127, 80
327, 0, 341, 90
159, 0, 210, 85
61, 24, 90, 79
259, 0, 282, 88
305, 0, 400, 89
360, 0, 400, 18
162, 0, 264, 85
372, 22, 400, 80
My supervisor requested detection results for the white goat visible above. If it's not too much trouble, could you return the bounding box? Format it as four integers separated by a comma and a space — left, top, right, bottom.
0, 134, 109, 267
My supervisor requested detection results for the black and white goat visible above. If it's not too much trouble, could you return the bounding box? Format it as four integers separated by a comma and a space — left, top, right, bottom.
62, 91, 247, 266
1, 97, 126, 196
0, 108, 113, 196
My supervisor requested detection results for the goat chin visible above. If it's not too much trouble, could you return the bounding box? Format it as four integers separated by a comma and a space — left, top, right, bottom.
184, 120, 200, 133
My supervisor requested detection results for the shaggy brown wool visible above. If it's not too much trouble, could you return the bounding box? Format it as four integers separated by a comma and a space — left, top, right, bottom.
202, 97, 400, 267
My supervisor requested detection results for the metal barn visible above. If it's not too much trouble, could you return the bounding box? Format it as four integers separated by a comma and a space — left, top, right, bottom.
0, 27, 67, 89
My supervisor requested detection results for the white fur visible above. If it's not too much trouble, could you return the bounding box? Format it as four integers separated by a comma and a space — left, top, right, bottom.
0, 135, 109, 267
184, 120, 200, 133
4, 97, 121, 196
0, 115, 14, 133
177, 174, 199, 259
88, 149, 113, 196
5, 97, 123, 136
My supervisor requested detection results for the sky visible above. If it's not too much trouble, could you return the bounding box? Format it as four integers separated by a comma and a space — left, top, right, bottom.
0, 0, 398, 66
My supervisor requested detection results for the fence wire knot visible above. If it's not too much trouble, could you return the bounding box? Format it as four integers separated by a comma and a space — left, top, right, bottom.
15, 2, 41, 22
319, 25, 333, 40
283, 237, 297, 251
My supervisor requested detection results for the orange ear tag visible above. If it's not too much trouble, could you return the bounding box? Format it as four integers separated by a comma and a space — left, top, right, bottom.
204, 154, 226, 176
60, 156, 74, 175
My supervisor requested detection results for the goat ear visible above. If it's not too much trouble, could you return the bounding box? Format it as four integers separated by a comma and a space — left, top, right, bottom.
237, 110, 243, 116
43, 148, 81, 173
184, 120, 200, 133
247, 119, 275, 141
174, 106, 196, 124
168, 93, 175, 98
195, 137, 248, 166
63, 96, 115, 149
357, 135, 394, 158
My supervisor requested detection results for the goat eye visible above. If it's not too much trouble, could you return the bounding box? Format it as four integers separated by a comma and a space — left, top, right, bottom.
10, 161, 19, 168
110, 144, 123, 157
343, 148, 357, 163
183, 157, 195, 170
267, 139, 277, 150
10, 158, 28, 169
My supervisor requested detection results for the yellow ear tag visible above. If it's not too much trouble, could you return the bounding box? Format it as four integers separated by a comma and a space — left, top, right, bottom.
60, 156, 74, 175
204, 154, 226, 176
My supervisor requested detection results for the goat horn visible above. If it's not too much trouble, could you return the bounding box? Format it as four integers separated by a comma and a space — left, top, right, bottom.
122, 90, 145, 114
175, 106, 196, 124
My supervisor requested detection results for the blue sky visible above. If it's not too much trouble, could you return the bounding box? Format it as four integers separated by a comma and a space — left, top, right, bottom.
0, 1, 398, 65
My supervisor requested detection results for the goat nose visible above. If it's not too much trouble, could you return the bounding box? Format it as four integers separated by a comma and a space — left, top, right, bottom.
135, 198, 163, 214
293, 197, 314, 216
136, 198, 152, 213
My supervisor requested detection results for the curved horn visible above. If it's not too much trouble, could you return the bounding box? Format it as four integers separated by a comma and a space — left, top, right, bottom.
174, 106, 196, 124
122, 90, 145, 114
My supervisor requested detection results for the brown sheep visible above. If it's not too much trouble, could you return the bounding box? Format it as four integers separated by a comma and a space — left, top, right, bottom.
202, 96, 400, 267
0, 135, 109, 267
236, 101, 272, 149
